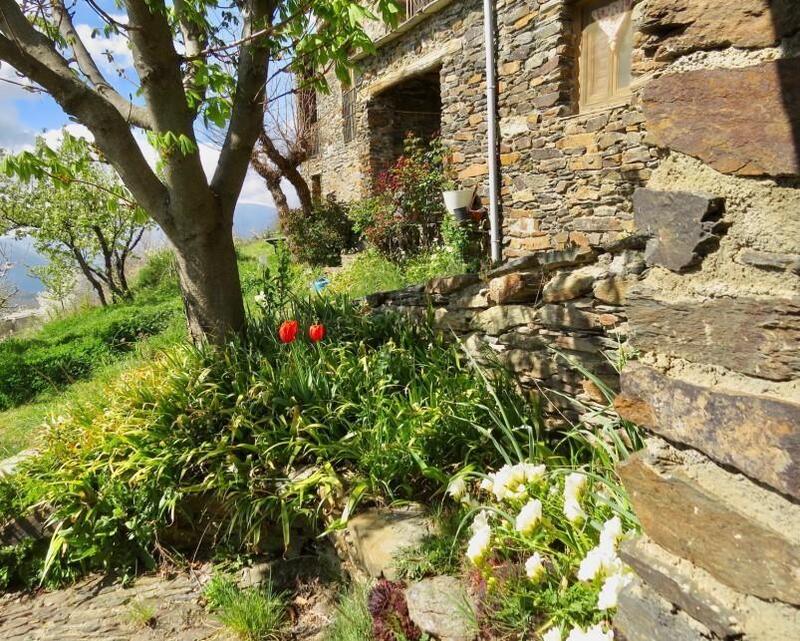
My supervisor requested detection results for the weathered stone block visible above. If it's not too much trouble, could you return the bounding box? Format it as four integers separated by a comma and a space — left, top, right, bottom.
627, 287, 800, 381
541, 268, 598, 303
471, 305, 538, 335
487, 272, 544, 305
434, 308, 473, 333
632, 188, 726, 272
406, 576, 477, 641
618, 450, 800, 604
343, 505, 433, 580
614, 577, 715, 641
426, 273, 480, 295
639, 0, 800, 60
537, 304, 604, 330
485, 246, 596, 278
620, 536, 800, 641
615, 363, 800, 498
643, 60, 800, 177
592, 276, 632, 305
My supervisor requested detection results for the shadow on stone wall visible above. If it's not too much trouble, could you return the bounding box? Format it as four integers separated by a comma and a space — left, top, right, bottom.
773, 3, 800, 174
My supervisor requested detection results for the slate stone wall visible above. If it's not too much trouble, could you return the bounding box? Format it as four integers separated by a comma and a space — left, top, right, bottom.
367, 242, 643, 421
608, 2, 800, 640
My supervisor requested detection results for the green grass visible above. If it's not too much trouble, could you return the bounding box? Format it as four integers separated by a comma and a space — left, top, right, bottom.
205, 575, 286, 641
0, 240, 288, 458
324, 583, 373, 641
327, 248, 468, 299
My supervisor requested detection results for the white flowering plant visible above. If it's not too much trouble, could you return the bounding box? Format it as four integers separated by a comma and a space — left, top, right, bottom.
448, 461, 637, 640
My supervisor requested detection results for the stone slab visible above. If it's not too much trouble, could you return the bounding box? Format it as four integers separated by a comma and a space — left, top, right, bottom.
639, 0, 800, 60
643, 59, 800, 177
620, 535, 800, 641
632, 188, 726, 272
615, 363, 800, 499
406, 576, 477, 641
618, 451, 800, 604
343, 505, 432, 580
627, 287, 800, 381
485, 246, 596, 278
614, 577, 714, 641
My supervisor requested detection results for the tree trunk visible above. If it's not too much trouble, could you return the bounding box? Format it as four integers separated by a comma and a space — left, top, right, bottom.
171, 219, 246, 344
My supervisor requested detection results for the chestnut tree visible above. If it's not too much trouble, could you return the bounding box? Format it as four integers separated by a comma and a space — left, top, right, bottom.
0, 0, 398, 342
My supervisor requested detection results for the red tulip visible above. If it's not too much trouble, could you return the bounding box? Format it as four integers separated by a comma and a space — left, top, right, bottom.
278, 320, 299, 344
308, 323, 326, 343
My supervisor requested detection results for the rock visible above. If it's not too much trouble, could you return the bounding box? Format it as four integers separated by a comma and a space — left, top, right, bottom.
633, 188, 726, 272
487, 272, 544, 304
643, 60, 800, 177
618, 447, 800, 604
592, 276, 631, 305
638, 0, 800, 60
738, 248, 800, 274
434, 308, 473, 333
619, 538, 740, 639
426, 274, 480, 295
471, 305, 538, 335
449, 284, 490, 309
343, 505, 433, 580
627, 286, 800, 381
541, 267, 599, 303
615, 363, 800, 499
405, 576, 477, 641
485, 246, 596, 278
614, 577, 715, 641
537, 304, 604, 330
620, 536, 800, 641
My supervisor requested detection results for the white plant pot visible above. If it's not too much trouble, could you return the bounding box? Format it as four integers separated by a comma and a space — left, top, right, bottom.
442, 189, 473, 222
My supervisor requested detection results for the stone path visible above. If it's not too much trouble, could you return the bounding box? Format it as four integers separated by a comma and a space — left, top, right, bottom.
0, 571, 234, 641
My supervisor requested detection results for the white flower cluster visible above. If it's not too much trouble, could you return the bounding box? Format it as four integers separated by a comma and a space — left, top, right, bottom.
466, 510, 492, 565
515, 498, 543, 535
254, 291, 267, 307
563, 472, 587, 523
480, 462, 546, 501
524, 552, 546, 582
566, 623, 614, 641
577, 516, 632, 610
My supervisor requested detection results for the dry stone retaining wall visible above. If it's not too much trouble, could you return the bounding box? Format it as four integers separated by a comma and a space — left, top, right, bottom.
367, 242, 643, 419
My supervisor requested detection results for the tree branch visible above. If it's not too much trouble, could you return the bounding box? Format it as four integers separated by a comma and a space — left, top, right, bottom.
50, 0, 153, 129
210, 0, 276, 218
0, 0, 170, 228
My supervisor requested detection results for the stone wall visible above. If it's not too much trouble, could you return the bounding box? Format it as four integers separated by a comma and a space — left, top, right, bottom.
304, 0, 654, 255
607, 2, 800, 640
367, 242, 644, 419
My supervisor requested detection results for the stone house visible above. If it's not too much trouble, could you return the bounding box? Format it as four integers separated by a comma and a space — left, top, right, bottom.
306, 2, 800, 640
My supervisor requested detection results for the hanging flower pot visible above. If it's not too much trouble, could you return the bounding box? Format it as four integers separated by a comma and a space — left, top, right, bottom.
442, 188, 474, 223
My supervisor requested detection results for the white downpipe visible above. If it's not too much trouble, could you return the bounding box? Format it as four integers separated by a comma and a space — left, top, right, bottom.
483, 0, 501, 263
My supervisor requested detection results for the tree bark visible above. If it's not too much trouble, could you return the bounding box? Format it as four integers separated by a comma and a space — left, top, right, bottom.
170, 214, 246, 343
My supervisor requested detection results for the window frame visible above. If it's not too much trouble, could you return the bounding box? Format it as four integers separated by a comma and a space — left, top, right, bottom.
574, 0, 634, 113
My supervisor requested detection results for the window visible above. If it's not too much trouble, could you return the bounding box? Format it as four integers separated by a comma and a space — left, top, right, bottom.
342, 83, 357, 144
576, 0, 634, 111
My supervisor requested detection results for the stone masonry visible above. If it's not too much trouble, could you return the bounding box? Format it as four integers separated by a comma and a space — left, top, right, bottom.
351, 3, 800, 640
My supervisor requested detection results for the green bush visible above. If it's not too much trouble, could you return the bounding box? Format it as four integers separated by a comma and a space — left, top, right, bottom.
0, 289, 541, 584
0, 301, 179, 410
351, 135, 449, 261
133, 249, 179, 294
280, 199, 356, 267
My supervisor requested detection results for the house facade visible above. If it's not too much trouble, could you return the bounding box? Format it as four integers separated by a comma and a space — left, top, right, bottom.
302, 0, 657, 259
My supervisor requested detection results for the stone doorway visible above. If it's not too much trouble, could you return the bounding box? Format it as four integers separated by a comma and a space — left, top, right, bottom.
367, 68, 443, 185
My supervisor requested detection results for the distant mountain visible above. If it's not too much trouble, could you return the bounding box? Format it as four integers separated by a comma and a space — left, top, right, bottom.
2, 202, 279, 309
234, 202, 279, 238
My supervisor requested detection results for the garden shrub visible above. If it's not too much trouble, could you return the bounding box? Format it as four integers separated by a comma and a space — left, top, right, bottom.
349, 135, 450, 261
280, 198, 356, 267
0, 300, 179, 410
0, 280, 543, 585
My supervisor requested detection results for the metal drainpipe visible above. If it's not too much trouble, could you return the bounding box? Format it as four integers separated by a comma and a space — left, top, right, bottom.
483, 0, 502, 263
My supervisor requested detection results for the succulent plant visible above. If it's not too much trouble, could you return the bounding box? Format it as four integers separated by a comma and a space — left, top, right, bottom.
368, 579, 422, 641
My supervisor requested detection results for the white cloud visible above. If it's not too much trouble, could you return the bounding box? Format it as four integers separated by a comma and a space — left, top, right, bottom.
0, 64, 38, 150
74, 23, 133, 75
